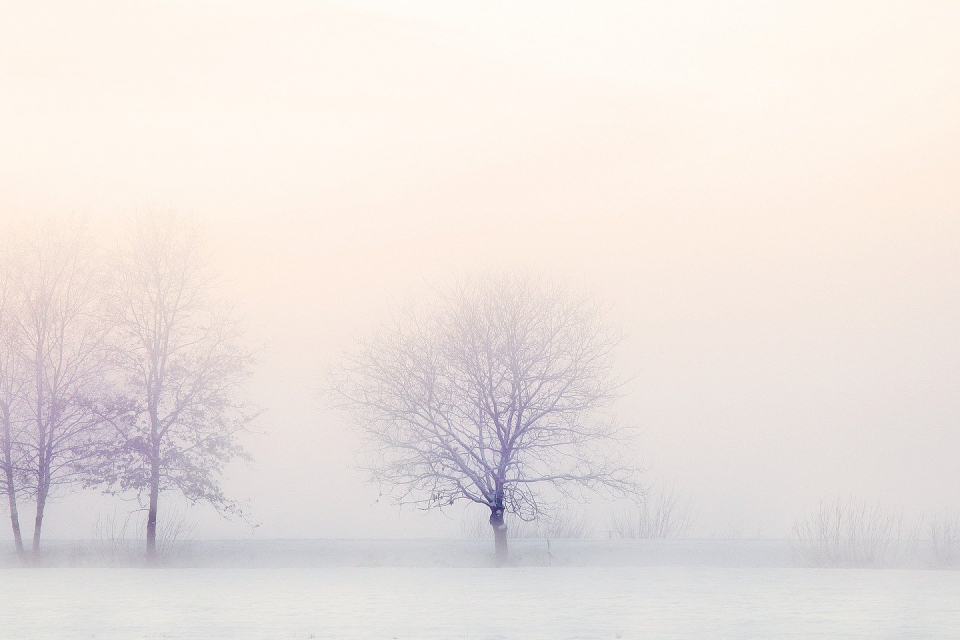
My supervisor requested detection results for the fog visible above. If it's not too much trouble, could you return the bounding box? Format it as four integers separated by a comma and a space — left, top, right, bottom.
1, 0, 958, 543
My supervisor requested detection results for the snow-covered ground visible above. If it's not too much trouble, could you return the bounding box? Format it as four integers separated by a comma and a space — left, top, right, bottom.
3, 564, 960, 639
3, 540, 959, 639
3, 537, 941, 569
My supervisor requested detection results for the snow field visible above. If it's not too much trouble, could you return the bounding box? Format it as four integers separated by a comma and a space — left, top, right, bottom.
3, 566, 959, 640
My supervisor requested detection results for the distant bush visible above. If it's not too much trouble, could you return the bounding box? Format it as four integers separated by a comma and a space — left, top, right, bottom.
792, 496, 916, 568
510, 510, 595, 539
928, 512, 960, 569
92, 509, 196, 565
608, 483, 693, 539
459, 508, 594, 539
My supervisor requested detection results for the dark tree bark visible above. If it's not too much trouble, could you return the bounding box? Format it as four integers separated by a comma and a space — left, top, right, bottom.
489, 506, 508, 566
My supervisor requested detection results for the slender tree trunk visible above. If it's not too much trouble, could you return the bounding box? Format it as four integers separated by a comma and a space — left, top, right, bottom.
32, 355, 45, 557
2, 428, 24, 555
4, 470, 23, 555
32, 482, 47, 555
1, 408, 23, 554
145, 458, 160, 563
490, 506, 508, 566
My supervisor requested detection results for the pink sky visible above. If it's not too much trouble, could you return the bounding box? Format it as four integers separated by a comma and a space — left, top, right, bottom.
1, 0, 958, 539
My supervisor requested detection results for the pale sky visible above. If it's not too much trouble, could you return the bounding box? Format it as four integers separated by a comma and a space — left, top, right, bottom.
1, 0, 958, 539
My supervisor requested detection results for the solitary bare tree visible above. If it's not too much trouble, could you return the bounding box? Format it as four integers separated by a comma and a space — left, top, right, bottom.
97, 215, 256, 561
329, 273, 639, 564
14, 224, 114, 553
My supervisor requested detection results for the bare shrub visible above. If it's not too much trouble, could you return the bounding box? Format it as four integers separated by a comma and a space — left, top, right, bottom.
460, 507, 594, 539
92, 511, 138, 563
609, 483, 693, 539
792, 496, 913, 568
93, 508, 196, 565
153, 508, 198, 562
510, 510, 595, 539
459, 509, 488, 538
928, 512, 960, 569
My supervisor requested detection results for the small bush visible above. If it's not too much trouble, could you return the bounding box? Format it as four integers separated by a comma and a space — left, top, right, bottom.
792, 496, 914, 568
928, 512, 960, 569
609, 483, 693, 539
509, 510, 594, 539
459, 507, 594, 539
92, 509, 197, 565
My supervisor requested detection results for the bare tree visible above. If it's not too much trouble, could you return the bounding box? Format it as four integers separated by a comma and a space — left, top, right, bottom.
0, 240, 26, 555
96, 215, 256, 561
329, 273, 639, 564
13, 224, 114, 553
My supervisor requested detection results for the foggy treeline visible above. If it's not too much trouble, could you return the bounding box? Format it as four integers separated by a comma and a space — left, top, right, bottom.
1, 215, 958, 570
0, 216, 254, 562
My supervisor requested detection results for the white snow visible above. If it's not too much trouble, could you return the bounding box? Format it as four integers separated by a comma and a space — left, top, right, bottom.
5, 537, 938, 569
3, 565, 959, 639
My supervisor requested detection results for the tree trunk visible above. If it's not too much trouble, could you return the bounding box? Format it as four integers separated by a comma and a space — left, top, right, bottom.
7, 478, 23, 556
489, 506, 508, 566
2, 415, 23, 556
5, 477, 23, 556
2, 440, 24, 556
145, 460, 160, 563
32, 365, 46, 558
32, 483, 47, 556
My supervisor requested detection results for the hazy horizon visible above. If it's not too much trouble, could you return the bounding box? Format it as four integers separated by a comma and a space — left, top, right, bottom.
1, 0, 958, 541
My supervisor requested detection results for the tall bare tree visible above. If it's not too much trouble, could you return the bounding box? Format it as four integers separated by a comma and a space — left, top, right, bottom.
14, 224, 114, 553
0, 239, 26, 555
98, 215, 255, 561
329, 273, 640, 563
